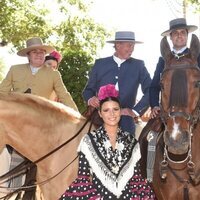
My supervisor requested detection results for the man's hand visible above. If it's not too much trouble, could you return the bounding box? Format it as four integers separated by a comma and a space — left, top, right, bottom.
150, 106, 160, 118
88, 96, 99, 108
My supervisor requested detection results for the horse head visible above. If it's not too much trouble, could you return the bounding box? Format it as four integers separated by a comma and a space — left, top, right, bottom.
160, 34, 200, 155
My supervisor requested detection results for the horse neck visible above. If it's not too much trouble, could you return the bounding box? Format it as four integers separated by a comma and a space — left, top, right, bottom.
37, 118, 93, 200
1, 113, 76, 162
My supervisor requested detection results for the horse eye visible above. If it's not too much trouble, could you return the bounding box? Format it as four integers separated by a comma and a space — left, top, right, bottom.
195, 81, 200, 88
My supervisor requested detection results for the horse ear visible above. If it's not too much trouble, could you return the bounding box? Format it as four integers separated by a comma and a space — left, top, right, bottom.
160, 36, 172, 61
190, 34, 200, 60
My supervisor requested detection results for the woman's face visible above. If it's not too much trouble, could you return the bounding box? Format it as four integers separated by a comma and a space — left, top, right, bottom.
45, 59, 58, 70
99, 100, 121, 127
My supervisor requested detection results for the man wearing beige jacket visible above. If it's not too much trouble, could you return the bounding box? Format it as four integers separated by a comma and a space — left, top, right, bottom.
0, 37, 78, 197
0, 37, 78, 111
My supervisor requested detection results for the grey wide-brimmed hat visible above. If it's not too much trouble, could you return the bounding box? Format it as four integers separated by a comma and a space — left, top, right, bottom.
17, 37, 55, 57
107, 31, 143, 44
161, 18, 198, 36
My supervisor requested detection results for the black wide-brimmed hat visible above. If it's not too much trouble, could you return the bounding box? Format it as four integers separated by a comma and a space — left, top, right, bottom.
161, 18, 198, 36
107, 31, 143, 44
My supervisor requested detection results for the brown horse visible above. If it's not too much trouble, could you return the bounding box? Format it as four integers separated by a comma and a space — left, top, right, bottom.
139, 34, 200, 200
0, 93, 94, 200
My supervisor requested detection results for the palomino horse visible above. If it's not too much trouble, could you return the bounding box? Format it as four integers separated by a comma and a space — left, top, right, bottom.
0, 93, 94, 200
140, 34, 200, 200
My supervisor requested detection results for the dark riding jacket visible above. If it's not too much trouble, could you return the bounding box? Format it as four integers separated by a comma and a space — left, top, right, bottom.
83, 56, 152, 134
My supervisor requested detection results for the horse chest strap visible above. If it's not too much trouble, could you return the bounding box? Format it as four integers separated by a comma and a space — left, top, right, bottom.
146, 131, 159, 182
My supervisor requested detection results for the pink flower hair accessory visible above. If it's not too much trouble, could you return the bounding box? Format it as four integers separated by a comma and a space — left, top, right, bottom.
49, 50, 62, 63
98, 84, 119, 100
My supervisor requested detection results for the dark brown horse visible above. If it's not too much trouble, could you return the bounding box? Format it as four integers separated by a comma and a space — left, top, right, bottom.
139, 34, 200, 200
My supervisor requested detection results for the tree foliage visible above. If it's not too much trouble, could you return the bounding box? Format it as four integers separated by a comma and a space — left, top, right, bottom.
187, 0, 200, 11
0, 0, 53, 49
0, 0, 109, 112
57, 15, 108, 112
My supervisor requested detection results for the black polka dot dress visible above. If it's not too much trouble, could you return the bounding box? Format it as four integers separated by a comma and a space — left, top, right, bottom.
60, 126, 155, 200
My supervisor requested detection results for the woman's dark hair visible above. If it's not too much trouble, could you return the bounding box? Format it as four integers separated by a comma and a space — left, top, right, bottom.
45, 55, 58, 63
99, 96, 120, 110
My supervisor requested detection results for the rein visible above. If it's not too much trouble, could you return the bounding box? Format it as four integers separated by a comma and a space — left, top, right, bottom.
0, 111, 94, 183
0, 117, 90, 181
0, 155, 78, 200
0, 109, 96, 199
168, 165, 190, 200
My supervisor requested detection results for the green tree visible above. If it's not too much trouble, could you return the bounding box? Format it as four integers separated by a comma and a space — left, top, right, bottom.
0, 0, 53, 49
0, 0, 109, 112
187, 0, 200, 11
56, 15, 108, 112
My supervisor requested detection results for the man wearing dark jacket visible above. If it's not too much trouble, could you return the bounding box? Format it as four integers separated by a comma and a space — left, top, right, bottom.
83, 31, 152, 135
150, 18, 200, 118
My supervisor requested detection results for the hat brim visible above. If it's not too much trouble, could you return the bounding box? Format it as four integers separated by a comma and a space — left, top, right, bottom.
161, 25, 198, 36
17, 45, 55, 57
106, 39, 143, 44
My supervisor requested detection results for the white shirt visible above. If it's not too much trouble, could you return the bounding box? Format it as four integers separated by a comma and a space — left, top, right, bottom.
113, 55, 125, 90
113, 55, 139, 117
30, 65, 41, 75
173, 46, 187, 54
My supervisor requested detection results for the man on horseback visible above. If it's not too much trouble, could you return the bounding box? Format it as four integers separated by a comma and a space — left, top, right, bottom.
0, 37, 78, 111
83, 31, 152, 136
150, 18, 200, 118
139, 17, 200, 186
0, 37, 78, 199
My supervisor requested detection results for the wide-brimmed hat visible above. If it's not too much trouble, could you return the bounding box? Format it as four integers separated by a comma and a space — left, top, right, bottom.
17, 37, 55, 57
107, 31, 143, 44
161, 18, 198, 36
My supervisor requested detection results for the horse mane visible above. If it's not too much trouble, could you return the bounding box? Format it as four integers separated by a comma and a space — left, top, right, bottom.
0, 92, 83, 125
169, 69, 188, 108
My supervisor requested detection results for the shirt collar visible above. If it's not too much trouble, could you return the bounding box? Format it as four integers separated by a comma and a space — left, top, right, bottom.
173, 46, 187, 54
113, 55, 126, 67
30, 65, 41, 75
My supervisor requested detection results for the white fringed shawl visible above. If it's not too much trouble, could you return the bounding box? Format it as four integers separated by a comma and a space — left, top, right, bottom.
78, 134, 141, 198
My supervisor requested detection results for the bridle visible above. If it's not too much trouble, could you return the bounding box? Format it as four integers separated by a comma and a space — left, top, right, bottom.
160, 66, 200, 131
158, 63, 200, 199
158, 62, 200, 200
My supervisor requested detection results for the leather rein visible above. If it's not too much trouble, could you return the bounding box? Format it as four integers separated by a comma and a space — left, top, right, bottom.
0, 110, 94, 197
